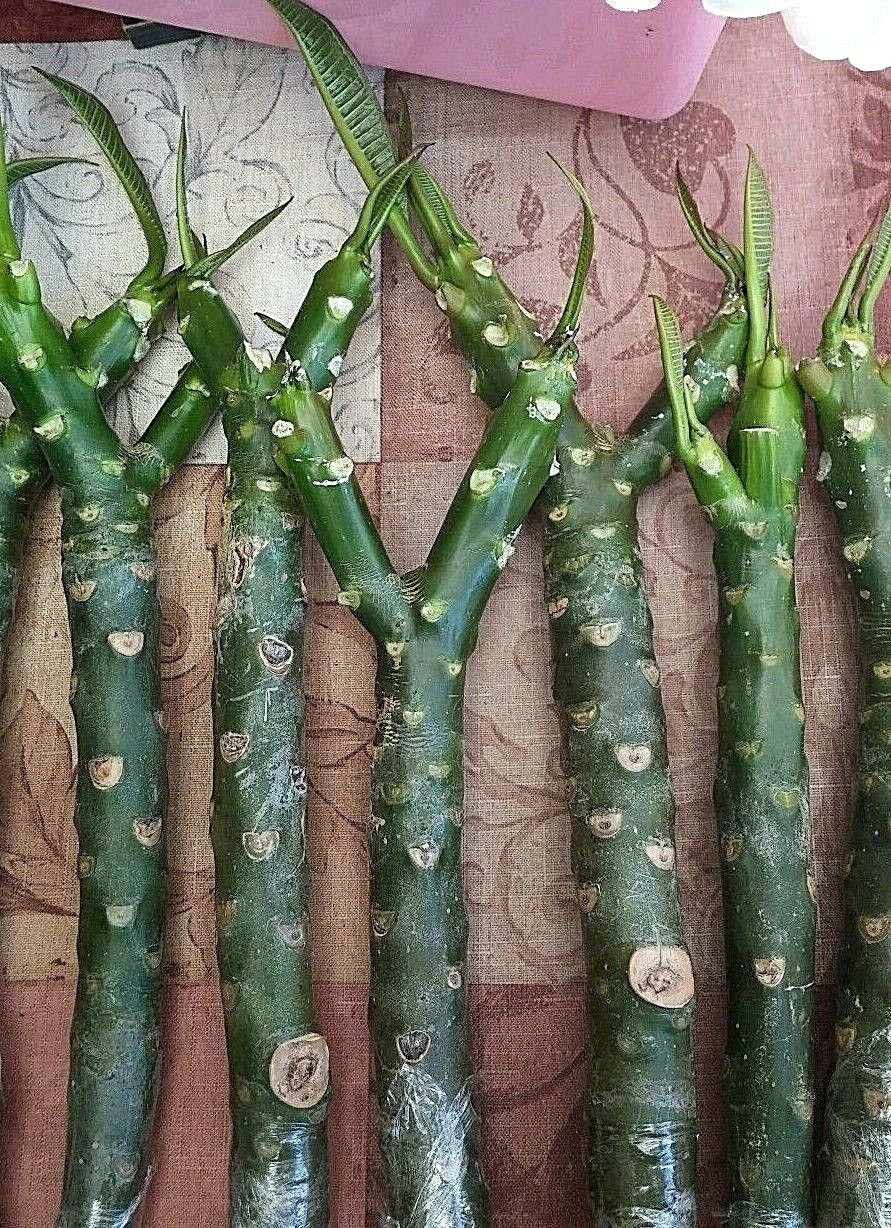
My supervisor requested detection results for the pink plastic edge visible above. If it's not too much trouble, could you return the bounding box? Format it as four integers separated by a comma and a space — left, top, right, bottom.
40, 0, 725, 121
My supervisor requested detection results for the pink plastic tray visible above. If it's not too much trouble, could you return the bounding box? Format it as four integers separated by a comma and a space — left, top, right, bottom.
48, 0, 725, 120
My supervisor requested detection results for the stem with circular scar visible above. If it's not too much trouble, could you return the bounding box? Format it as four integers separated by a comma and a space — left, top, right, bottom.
0, 89, 224, 1224
655, 150, 814, 1228
264, 4, 752, 1219
174, 120, 420, 1228
272, 205, 590, 1225
798, 201, 891, 1228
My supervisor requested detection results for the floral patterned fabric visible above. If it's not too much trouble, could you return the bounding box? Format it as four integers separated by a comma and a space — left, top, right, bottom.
0, 35, 382, 462
0, 4, 889, 1226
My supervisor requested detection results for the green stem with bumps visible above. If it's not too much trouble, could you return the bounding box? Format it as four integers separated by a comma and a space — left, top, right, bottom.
0, 267, 170, 1228
264, 7, 755, 1215
0, 83, 203, 681
175, 139, 420, 1225
655, 154, 814, 1228
798, 210, 891, 1228
274, 300, 579, 1224
0, 103, 218, 1223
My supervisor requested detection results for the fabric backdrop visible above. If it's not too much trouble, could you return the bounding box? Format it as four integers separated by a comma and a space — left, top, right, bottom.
0, 3, 889, 1226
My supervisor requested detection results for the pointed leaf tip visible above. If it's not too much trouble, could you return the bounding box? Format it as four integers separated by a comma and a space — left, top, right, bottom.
175, 112, 199, 267
38, 69, 167, 282
860, 194, 891, 328
189, 197, 293, 281
547, 153, 596, 343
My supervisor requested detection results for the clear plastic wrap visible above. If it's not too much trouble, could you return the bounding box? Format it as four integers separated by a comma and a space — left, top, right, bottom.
818, 1054, 891, 1227
57, 1169, 152, 1228
229, 1128, 328, 1228
589, 1115, 697, 1225
722, 1208, 811, 1227
378, 1070, 478, 1227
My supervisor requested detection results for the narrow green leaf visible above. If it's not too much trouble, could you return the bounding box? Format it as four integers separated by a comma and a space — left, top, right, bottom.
0, 116, 20, 259
652, 295, 687, 409
822, 231, 872, 341
265, 1, 437, 285
675, 165, 735, 283
256, 311, 289, 337
711, 231, 745, 282
392, 84, 472, 250
548, 155, 595, 344
175, 112, 199, 267
266, 0, 396, 185
743, 149, 773, 359
36, 70, 167, 282
353, 147, 426, 257
7, 155, 94, 187
744, 151, 773, 295
190, 199, 292, 281
859, 197, 891, 330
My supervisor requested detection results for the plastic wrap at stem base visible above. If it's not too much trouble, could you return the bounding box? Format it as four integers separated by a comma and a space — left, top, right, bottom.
589, 1117, 697, 1227
377, 1069, 480, 1228
593, 1194, 695, 1227
229, 1134, 328, 1228
56, 1169, 151, 1228
817, 1095, 891, 1228
723, 1205, 811, 1227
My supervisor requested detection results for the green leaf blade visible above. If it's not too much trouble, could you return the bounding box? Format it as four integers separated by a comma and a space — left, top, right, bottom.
652, 295, 686, 406
36, 70, 167, 283
859, 196, 891, 329
7, 155, 94, 187
190, 198, 292, 281
743, 149, 774, 360
267, 1, 396, 187
548, 155, 595, 344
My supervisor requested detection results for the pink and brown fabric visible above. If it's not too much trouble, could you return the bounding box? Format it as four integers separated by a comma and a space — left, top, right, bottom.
1, 3, 889, 1224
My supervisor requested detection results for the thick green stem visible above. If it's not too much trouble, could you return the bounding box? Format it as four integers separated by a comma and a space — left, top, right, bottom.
658, 288, 814, 1226
370, 636, 486, 1225
274, 338, 568, 1227
427, 236, 748, 1226
212, 360, 327, 1227
712, 496, 814, 1226
800, 332, 891, 1228
61, 502, 165, 1225
0, 249, 210, 1225
0, 287, 160, 1226
403, 235, 745, 1228
0, 270, 187, 678
175, 166, 381, 1219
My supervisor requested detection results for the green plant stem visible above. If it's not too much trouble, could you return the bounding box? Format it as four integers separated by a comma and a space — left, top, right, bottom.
0, 271, 214, 1228
0, 125, 193, 680
173, 143, 421, 1225
176, 268, 371, 1228
402, 210, 746, 1228
656, 282, 814, 1228
799, 267, 891, 1225
0, 83, 218, 1226
274, 337, 571, 1227
261, 7, 753, 1216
